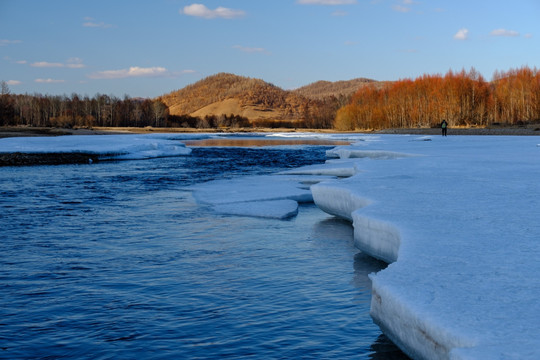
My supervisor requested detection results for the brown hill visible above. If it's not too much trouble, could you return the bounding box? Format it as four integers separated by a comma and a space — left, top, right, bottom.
292, 78, 378, 100
160, 73, 311, 122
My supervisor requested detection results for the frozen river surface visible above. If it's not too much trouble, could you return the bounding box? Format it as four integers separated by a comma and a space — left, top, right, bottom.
0, 142, 405, 359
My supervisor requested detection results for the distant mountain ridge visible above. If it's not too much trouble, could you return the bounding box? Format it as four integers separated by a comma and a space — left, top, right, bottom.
293, 78, 377, 100
159, 73, 379, 122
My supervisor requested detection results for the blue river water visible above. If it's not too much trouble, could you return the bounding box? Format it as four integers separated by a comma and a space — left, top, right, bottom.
0, 144, 408, 359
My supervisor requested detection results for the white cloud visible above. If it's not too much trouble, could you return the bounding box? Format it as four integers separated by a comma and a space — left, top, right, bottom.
392, 4, 410, 12
490, 28, 519, 37
66, 57, 85, 68
88, 66, 169, 79
35, 78, 65, 83
6, 80, 22, 86
182, 4, 246, 19
83, 17, 113, 28
297, 0, 357, 4
31, 59, 86, 68
524, 33, 533, 38
0, 39, 21, 46
31, 61, 65, 68
233, 45, 269, 54
454, 28, 469, 40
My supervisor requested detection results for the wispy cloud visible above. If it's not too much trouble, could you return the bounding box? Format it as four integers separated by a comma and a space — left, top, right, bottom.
233, 45, 270, 54
66, 57, 85, 68
453, 28, 469, 40
30, 58, 85, 69
524, 33, 533, 38
0, 39, 22, 46
182, 4, 246, 19
88, 66, 170, 79
83, 17, 114, 28
392, 5, 410, 12
31, 61, 65, 68
391, 0, 418, 13
490, 28, 519, 37
332, 10, 349, 16
297, 0, 357, 4
35, 78, 65, 83
6, 80, 22, 86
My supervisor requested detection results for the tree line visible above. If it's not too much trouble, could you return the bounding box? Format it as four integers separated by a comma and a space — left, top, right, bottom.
335, 66, 540, 130
0, 82, 339, 129
0, 87, 169, 128
2, 66, 539, 131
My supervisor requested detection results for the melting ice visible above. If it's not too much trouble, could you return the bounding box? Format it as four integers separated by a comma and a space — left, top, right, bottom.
2, 131, 539, 359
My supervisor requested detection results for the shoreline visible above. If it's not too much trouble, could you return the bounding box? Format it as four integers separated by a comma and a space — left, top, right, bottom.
1, 125, 540, 139
1, 125, 538, 166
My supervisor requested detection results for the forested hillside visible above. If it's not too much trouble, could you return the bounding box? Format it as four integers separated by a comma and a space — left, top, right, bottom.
1, 67, 538, 131
335, 66, 540, 130
293, 78, 378, 100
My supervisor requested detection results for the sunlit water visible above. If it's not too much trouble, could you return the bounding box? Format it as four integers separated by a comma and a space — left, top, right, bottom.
0, 144, 407, 359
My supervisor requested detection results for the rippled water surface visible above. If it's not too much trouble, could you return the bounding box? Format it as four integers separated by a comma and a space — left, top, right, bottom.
0, 144, 407, 359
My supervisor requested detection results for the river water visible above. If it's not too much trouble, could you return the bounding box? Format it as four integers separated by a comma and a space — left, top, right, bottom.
0, 143, 407, 359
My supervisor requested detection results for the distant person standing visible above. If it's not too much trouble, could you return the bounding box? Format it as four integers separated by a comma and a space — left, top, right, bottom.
441, 119, 448, 136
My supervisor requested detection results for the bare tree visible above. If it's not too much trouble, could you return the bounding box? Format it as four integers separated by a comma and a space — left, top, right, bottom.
1, 81, 10, 96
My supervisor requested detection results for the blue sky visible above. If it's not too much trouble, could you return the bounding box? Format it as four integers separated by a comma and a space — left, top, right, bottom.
1, 0, 538, 98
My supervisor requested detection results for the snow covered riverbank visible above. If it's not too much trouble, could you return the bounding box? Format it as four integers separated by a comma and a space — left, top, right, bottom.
301, 135, 540, 359
0, 134, 193, 165
2, 132, 538, 358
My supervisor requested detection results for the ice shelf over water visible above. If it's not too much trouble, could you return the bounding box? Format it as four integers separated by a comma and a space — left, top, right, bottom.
0, 134, 192, 159
306, 134, 540, 359
3, 132, 539, 358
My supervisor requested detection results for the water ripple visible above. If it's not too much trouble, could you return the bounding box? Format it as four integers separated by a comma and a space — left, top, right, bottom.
0, 147, 407, 359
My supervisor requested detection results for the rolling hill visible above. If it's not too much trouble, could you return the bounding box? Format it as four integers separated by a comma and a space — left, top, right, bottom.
159, 73, 380, 124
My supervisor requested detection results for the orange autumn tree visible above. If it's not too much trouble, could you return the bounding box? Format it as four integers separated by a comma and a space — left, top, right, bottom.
491, 67, 540, 124
335, 67, 539, 130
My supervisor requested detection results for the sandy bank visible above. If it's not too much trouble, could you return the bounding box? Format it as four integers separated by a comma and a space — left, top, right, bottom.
1, 125, 539, 138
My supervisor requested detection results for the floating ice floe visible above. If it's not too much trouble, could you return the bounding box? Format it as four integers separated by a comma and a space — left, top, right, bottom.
189, 175, 315, 219
310, 134, 540, 359
278, 160, 360, 177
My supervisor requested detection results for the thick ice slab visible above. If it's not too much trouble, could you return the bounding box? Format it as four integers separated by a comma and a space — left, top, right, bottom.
189, 175, 313, 219
214, 199, 298, 219
311, 135, 540, 359
278, 160, 360, 177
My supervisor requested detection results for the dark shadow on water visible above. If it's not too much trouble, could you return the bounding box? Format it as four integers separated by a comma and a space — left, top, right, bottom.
370, 334, 411, 359
309, 214, 409, 359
